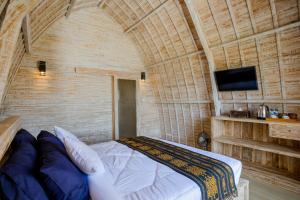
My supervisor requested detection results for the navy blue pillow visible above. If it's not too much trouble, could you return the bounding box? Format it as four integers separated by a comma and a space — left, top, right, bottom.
11, 129, 36, 147
37, 131, 89, 200
0, 130, 48, 200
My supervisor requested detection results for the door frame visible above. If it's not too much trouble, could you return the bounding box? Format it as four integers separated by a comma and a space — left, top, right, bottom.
74, 67, 141, 141
112, 74, 140, 140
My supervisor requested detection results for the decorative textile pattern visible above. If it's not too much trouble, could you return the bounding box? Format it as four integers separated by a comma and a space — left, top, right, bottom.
117, 137, 237, 200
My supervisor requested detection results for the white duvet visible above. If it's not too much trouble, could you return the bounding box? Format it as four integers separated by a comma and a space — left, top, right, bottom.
88, 138, 242, 200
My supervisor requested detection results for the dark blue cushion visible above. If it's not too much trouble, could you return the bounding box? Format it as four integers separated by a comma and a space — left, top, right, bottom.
37, 131, 89, 200
11, 129, 36, 147
0, 133, 48, 200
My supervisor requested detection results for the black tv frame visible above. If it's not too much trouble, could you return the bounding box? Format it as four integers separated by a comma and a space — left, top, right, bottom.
214, 66, 258, 92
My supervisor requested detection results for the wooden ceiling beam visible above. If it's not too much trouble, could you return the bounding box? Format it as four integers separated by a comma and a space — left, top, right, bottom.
0, 0, 41, 107
65, 0, 76, 18
125, 0, 169, 33
298, 0, 300, 19
0, 0, 9, 15
174, 0, 198, 50
97, 0, 107, 8
210, 20, 300, 50
184, 0, 221, 116
146, 50, 204, 69
245, 0, 257, 33
21, 14, 32, 54
269, 0, 286, 100
225, 0, 240, 39
269, 0, 278, 28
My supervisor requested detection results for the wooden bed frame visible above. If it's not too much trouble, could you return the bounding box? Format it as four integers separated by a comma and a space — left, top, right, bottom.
0, 116, 21, 165
0, 116, 249, 200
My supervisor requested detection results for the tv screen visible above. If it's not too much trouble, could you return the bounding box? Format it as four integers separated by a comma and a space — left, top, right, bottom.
214, 66, 258, 91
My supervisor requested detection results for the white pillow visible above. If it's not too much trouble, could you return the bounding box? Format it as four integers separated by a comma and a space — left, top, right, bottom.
64, 137, 105, 175
54, 126, 79, 143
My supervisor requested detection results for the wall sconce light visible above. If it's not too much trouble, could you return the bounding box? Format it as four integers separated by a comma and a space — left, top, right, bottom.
141, 72, 146, 82
38, 61, 46, 76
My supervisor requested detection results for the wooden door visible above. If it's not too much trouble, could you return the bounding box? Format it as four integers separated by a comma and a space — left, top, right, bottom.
118, 79, 137, 139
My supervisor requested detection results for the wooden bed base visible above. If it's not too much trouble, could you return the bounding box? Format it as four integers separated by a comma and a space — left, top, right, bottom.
0, 116, 249, 200
236, 178, 249, 200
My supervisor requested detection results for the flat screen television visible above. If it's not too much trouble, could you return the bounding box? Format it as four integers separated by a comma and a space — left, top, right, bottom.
214, 66, 258, 91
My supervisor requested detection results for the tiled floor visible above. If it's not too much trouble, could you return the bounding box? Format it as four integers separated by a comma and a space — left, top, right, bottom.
247, 178, 300, 200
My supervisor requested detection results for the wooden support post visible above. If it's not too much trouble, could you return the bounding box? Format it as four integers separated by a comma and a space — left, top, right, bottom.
0, 0, 41, 107
125, 0, 169, 33
0, 0, 9, 16
97, 0, 107, 8
65, 0, 76, 18
21, 14, 32, 54
112, 76, 117, 140
184, 0, 221, 116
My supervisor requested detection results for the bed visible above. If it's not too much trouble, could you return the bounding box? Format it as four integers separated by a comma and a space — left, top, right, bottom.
88, 138, 245, 200
0, 116, 249, 200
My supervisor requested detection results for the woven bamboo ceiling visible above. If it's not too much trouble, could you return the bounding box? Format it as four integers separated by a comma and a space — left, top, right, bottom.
0, 0, 299, 145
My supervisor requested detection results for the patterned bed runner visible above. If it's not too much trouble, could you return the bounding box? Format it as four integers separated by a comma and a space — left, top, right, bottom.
117, 137, 237, 200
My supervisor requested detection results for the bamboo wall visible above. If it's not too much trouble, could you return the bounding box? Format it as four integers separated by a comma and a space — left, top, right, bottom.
188, 0, 300, 117
0, 0, 299, 149
186, 0, 300, 188
103, 0, 214, 147
1, 32, 25, 106
1, 7, 160, 142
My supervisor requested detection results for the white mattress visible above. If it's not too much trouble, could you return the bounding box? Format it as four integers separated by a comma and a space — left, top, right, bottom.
88, 138, 242, 200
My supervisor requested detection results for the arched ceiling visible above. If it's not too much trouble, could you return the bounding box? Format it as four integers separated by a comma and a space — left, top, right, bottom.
27, 0, 213, 98
28, 0, 204, 65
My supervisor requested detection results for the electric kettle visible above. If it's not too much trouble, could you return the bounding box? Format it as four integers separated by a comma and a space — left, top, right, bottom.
257, 104, 269, 120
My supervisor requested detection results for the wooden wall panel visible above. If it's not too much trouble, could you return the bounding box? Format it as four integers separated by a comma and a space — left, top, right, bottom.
191, 0, 221, 46
5, 66, 113, 142
258, 34, 282, 99
274, 0, 298, 26
189, 0, 300, 117
1, 32, 26, 109
250, 0, 274, 33
1, 7, 161, 142
229, 0, 254, 38
279, 27, 300, 100
239, 39, 263, 99
209, 0, 236, 43
139, 80, 162, 138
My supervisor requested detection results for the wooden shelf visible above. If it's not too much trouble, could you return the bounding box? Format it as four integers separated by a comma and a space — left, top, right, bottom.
213, 116, 300, 126
213, 136, 300, 159
242, 161, 300, 194
212, 116, 300, 194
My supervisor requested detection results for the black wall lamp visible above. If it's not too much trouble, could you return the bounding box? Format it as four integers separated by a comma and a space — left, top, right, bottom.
38, 61, 46, 76
141, 72, 146, 82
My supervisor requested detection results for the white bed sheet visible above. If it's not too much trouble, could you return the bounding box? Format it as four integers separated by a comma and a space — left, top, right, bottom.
88, 138, 242, 200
